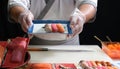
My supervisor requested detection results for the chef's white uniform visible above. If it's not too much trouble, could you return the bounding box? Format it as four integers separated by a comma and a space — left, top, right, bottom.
8, 0, 98, 45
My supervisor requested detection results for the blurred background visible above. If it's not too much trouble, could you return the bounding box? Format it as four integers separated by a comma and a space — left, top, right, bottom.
0, 0, 120, 47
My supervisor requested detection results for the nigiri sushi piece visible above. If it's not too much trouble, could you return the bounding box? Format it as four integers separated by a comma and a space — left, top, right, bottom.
56, 23, 65, 33
51, 24, 58, 32
44, 24, 52, 32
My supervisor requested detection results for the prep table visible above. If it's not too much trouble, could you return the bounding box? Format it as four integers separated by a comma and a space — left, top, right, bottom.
28, 45, 113, 64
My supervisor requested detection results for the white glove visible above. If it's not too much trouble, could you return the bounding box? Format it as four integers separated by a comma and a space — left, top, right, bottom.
69, 8, 86, 38
18, 10, 34, 32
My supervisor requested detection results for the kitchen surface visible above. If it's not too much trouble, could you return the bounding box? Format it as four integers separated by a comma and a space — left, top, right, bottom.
0, 38, 120, 69
28, 45, 120, 69
0, 41, 120, 69
28, 45, 112, 63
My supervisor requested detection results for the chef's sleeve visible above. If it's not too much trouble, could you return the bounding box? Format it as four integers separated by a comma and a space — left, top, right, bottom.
75, 0, 98, 23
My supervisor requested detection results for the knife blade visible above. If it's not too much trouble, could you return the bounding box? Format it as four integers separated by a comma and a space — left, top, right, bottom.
1, 48, 7, 66
27, 47, 94, 52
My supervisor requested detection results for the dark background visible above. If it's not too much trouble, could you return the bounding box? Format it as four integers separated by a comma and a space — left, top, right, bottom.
79, 0, 120, 47
0, 0, 120, 47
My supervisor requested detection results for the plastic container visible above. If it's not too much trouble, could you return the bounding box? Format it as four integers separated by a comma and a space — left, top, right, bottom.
28, 20, 72, 34
0, 37, 31, 69
102, 42, 120, 59
1, 52, 30, 69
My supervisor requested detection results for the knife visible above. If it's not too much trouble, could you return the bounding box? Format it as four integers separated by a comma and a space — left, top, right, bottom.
27, 48, 94, 52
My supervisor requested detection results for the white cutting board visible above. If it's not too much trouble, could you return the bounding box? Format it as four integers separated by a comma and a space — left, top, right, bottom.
28, 45, 113, 64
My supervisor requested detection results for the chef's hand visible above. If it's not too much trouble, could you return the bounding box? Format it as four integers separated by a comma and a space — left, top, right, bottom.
18, 10, 34, 32
69, 8, 86, 38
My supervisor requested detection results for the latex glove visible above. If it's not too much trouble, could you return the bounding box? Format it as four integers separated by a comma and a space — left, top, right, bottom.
18, 10, 34, 32
69, 8, 86, 38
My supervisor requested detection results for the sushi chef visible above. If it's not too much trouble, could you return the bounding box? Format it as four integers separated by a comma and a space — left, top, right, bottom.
8, 0, 98, 45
